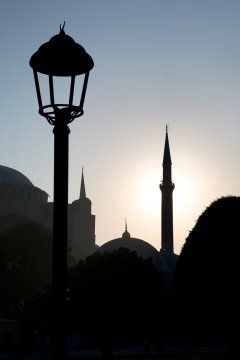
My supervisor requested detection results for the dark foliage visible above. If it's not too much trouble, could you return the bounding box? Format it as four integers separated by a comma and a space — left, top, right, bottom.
170, 196, 239, 346
0, 221, 52, 318
67, 248, 165, 347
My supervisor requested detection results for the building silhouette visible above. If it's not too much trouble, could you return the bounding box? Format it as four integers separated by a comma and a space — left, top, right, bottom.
96, 126, 178, 276
0, 165, 96, 261
0, 127, 177, 268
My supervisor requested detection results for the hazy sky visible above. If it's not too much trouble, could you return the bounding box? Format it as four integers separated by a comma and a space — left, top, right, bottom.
1, 0, 240, 254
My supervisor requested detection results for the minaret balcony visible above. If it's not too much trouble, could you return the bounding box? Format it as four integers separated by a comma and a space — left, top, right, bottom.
160, 181, 175, 191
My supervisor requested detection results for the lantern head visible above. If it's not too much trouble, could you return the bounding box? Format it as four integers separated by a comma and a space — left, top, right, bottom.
30, 23, 94, 124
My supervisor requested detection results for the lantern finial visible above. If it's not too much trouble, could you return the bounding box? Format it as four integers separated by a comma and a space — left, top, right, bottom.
60, 21, 65, 34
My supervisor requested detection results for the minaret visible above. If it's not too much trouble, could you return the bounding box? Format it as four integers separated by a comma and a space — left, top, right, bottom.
68, 168, 96, 260
160, 126, 175, 253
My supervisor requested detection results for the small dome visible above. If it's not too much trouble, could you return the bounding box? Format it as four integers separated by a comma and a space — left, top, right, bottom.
97, 236, 167, 272
0, 165, 33, 186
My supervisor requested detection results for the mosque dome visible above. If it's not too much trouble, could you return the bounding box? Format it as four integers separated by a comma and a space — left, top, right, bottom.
0, 165, 33, 186
0, 165, 49, 205
96, 226, 168, 272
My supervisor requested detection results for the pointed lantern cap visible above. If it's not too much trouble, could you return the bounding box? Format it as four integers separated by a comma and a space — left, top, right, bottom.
29, 24, 94, 76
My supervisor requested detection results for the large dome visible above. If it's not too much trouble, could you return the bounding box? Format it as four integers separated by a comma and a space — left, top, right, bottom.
0, 165, 33, 186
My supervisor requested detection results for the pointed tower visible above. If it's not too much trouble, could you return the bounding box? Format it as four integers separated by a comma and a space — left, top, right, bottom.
68, 168, 96, 260
80, 167, 86, 199
160, 126, 175, 253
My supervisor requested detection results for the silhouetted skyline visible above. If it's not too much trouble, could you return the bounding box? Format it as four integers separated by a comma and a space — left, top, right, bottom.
1, 0, 240, 254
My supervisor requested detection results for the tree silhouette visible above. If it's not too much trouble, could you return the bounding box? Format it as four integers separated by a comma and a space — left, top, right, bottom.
170, 196, 238, 347
0, 221, 52, 318
67, 248, 165, 347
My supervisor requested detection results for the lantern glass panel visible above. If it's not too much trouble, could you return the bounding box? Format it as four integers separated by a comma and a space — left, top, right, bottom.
51, 77, 72, 107
71, 75, 86, 107
37, 73, 50, 108
36, 74, 87, 110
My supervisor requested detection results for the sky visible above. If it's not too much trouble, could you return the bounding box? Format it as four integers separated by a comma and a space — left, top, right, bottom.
1, 0, 240, 255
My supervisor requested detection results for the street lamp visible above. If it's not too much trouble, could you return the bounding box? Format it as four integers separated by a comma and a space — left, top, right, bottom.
29, 23, 94, 359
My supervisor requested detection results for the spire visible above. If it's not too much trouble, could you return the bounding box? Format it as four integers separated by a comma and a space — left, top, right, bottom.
163, 125, 172, 166
122, 218, 130, 238
80, 167, 86, 199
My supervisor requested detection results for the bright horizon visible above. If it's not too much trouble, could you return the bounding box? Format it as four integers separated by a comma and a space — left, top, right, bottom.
1, 0, 240, 255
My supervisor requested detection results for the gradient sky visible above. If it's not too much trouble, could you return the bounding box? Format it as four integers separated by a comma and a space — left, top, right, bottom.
1, 0, 240, 255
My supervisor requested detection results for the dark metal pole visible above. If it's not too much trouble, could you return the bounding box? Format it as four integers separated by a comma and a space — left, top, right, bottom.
51, 110, 70, 360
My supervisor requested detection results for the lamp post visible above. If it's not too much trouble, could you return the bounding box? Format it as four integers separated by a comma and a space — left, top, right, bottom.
29, 23, 94, 359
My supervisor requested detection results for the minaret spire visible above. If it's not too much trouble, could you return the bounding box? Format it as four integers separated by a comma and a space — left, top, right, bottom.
163, 125, 172, 168
80, 167, 86, 199
160, 126, 175, 253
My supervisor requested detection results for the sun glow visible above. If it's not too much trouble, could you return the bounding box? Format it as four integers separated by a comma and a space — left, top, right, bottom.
173, 170, 197, 214
137, 171, 161, 217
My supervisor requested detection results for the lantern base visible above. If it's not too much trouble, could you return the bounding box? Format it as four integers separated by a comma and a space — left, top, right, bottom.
39, 104, 84, 125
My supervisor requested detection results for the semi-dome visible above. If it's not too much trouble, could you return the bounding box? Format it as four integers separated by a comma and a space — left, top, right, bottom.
0, 165, 33, 186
